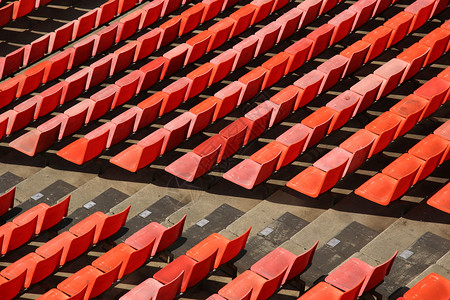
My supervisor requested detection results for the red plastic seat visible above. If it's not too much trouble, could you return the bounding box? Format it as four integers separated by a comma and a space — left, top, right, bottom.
349, 0, 377, 30
12, 0, 34, 19
0, 187, 15, 217
0, 248, 63, 288
24, 34, 50, 65
317, 55, 349, 93
49, 22, 75, 52
232, 36, 259, 70
242, 102, 273, 144
373, 58, 409, 98
340, 40, 371, 77
153, 250, 218, 293
119, 271, 184, 300
408, 134, 449, 181
384, 12, 414, 47
320, 0, 338, 14
187, 227, 251, 269
339, 129, 377, 175
161, 0, 182, 16
116, 11, 142, 43
397, 43, 430, 82
69, 206, 130, 244
373, 0, 391, 16
112, 72, 140, 108
36, 81, 65, 117
229, 4, 255, 37
252, 0, 275, 24
35, 220, 94, 264
186, 64, 213, 99
299, 277, 365, 300
207, 18, 235, 51
0, 270, 27, 300
326, 90, 360, 133
403, 272, 450, 300
356, 153, 423, 205
93, 24, 118, 55
139, 0, 163, 29
224, 144, 280, 189
96, 0, 119, 26
43, 50, 73, 83
251, 241, 318, 285
73, 9, 98, 40
261, 52, 290, 89
219, 268, 286, 300
254, 22, 281, 56
159, 16, 182, 47
414, 77, 450, 117
111, 42, 138, 76
134, 94, 163, 131
293, 70, 325, 109
92, 240, 154, 280
427, 183, 450, 214
210, 82, 242, 121
238, 67, 267, 104
67, 36, 96, 69
38, 285, 87, 300
287, 148, 351, 197
328, 10, 356, 45
0, 3, 13, 28
135, 29, 161, 61
161, 114, 192, 154
0, 47, 25, 78
350, 74, 384, 114
13, 195, 70, 234
0, 215, 38, 254
86, 54, 113, 89
404, 0, 434, 32
362, 26, 392, 63
160, 44, 189, 79
104, 109, 138, 147
202, 0, 224, 22
306, 24, 334, 59
159, 79, 190, 115
187, 100, 217, 137
138, 57, 165, 92
275, 8, 302, 42
86, 85, 117, 123
125, 215, 186, 257
301, 107, 334, 149
209, 50, 237, 84
389, 94, 428, 138
4, 99, 37, 135
437, 67, 450, 102
57, 262, 122, 299
325, 252, 397, 296
267, 85, 299, 126
61, 69, 89, 104
434, 120, 450, 161
17, 63, 46, 97
297, 0, 321, 27
218, 119, 249, 160
275, 123, 309, 168
186, 31, 213, 65
0, 77, 21, 109
364, 112, 403, 157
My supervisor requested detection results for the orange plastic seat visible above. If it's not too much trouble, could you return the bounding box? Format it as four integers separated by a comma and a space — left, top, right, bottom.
179, 4, 204, 35
158, 16, 182, 48
35, 82, 65, 117
434, 119, 450, 142
112, 72, 140, 109
373, 58, 409, 98
0, 77, 21, 109
397, 43, 430, 81
284, 38, 312, 74
414, 77, 450, 117
317, 55, 349, 93
0, 187, 15, 217
218, 119, 249, 160
207, 18, 235, 51
232, 36, 259, 70
365, 112, 404, 157
275, 123, 309, 168
293, 70, 325, 109
43, 50, 73, 83
384, 12, 414, 47
187, 227, 251, 269
17, 64, 46, 97
0, 270, 27, 300
437, 67, 450, 102
186, 31, 213, 65
105, 109, 138, 147
251, 241, 318, 285
242, 102, 273, 144
349, 0, 377, 30
187, 100, 217, 137
119, 271, 184, 300
328, 10, 356, 45
261, 52, 290, 89
362, 26, 392, 63
326, 90, 360, 133
239, 67, 268, 103
299, 277, 365, 300
3, 99, 38, 135
325, 252, 397, 296
350, 74, 384, 115
211, 82, 243, 120
57, 262, 122, 299
218, 268, 286, 300
125, 215, 186, 256
403, 272, 450, 300
287, 148, 351, 197
37, 285, 87, 300
301, 108, 334, 149
0, 214, 38, 255
404, 0, 434, 32
389, 94, 428, 138
427, 183, 450, 214
209, 50, 237, 85
186, 64, 214, 99
355, 153, 423, 205
36, 226, 95, 265
229, 5, 256, 37
340, 40, 372, 77
339, 129, 377, 175
267, 86, 299, 126
224, 144, 280, 189
69, 206, 130, 244
306, 24, 335, 59
159, 79, 191, 115
153, 250, 217, 293
92, 240, 154, 279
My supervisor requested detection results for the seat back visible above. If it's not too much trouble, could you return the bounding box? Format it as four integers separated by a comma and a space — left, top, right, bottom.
40, 195, 71, 232
0, 187, 15, 216
123, 238, 155, 277
341, 276, 365, 300
65, 226, 96, 264
154, 215, 186, 255
0, 269, 26, 300
88, 262, 122, 298
288, 240, 319, 281
364, 251, 398, 293
96, 205, 130, 243
220, 227, 251, 267
156, 270, 185, 300
68, 283, 89, 300
403, 273, 450, 300
258, 266, 287, 299
4, 215, 38, 254
188, 249, 218, 289
30, 247, 64, 286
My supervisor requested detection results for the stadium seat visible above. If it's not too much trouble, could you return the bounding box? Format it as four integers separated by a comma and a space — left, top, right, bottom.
339, 129, 377, 175
135, 94, 163, 131
161, 0, 183, 16
105, 109, 138, 147
49, 22, 75, 52
138, 57, 165, 92
238, 67, 267, 103
275, 124, 309, 168
116, 11, 142, 43
384, 12, 414, 47
73, 9, 98, 39
3, 99, 37, 134
390, 94, 428, 138
61, 69, 89, 104
94, 24, 118, 55
242, 102, 273, 144
328, 10, 356, 45
209, 50, 237, 84
299, 277, 365, 300
252, 0, 275, 24
24, 34, 51, 65
12, 0, 35, 19
261, 53, 290, 89
202, 0, 224, 22
362, 26, 392, 63
112, 72, 140, 108
17, 63, 46, 97
276, 8, 302, 42
325, 252, 397, 296
0, 215, 38, 254
37, 285, 87, 300
86, 54, 114, 89
229, 5, 255, 37
96, 0, 119, 26
340, 40, 371, 77
0, 77, 21, 109
402, 272, 450, 300
427, 183, 450, 214
267, 86, 298, 126
306, 24, 334, 59
111, 42, 138, 76
350, 74, 384, 114
69, 36, 96, 69
414, 77, 450, 118
301, 107, 334, 149
233, 35, 260, 70
208, 18, 235, 51
210, 83, 242, 120
187, 101, 217, 137
0, 3, 13, 28
43, 49, 73, 83
160, 45, 189, 79
159, 16, 182, 48
186, 31, 213, 65
349, 0, 377, 30
135, 29, 161, 61
373, 58, 409, 98
326, 90, 360, 133
293, 70, 325, 109
140, 0, 163, 29
365, 112, 404, 157
119, 271, 184, 300
397, 43, 430, 81
186, 64, 214, 99
159, 79, 190, 115
0, 270, 27, 300
86, 85, 118, 122
297, 0, 321, 27
404, 0, 434, 32
161, 114, 192, 153
0, 187, 15, 217
0, 47, 25, 78
317, 55, 349, 92
254, 22, 281, 56
218, 119, 249, 160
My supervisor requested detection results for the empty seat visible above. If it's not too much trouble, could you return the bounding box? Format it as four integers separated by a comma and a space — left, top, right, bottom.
325, 252, 397, 296
138, 57, 165, 92
86, 85, 118, 122
135, 94, 163, 131
187, 100, 217, 137
297, 0, 322, 27
140, 0, 164, 29
252, 0, 275, 24
207, 18, 235, 51
420, 27, 450, 67
328, 10, 356, 45
111, 42, 138, 76
0, 270, 27, 300
61, 69, 89, 104
305, 23, 334, 59
186, 64, 214, 99
112, 72, 140, 108
135, 29, 161, 61
73, 9, 98, 39
254, 22, 281, 56
229, 5, 255, 37
0, 77, 21, 109
349, 0, 377, 30
116, 11, 142, 43
186, 31, 213, 65
350, 74, 384, 114
212, 82, 243, 120
43, 49, 73, 83
161, 0, 182, 16
293, 70, 325, 109
238, 67, 267, 103
3, 99, 37, 135
339, 129, 376, 175
389, 94, 428, 138
261, 52, 290, 89
159, 16, 182, 47
69, 36, 96, 69
17, 63, 46, 97
275, 123, 309, 168
202, 0, 224, 22
397, 43, 430, 81
427, 183, 450, 214
161, 114, 192, 154
218, 119, 249, 161
209, 50, 237, 84
340, 40, 371, 77
105, 109, 138, 147
373, 58, 409, 98
49, 22, 75, 52
276, 8, 302, 42
414, 77, 450, 118
299, 277, 365, 300
160, 45, 189, 79
317, 55, 349, 93
242, 102, 273, 144
0, 215, 38, 254
405, 0, 434, 32
402, 272, 450, 300
365, 112, 404, 157
384, 12, 414, 47
233, 36, 259, 70
86, 54, 114, 89
24, 34, 51, 65
362, 26, 392, 63
12, 0, 35, 19
0, 3, 13, 28
96, 0, 119, 26
301, 108, 334, 149
94, 24, 118, 55
326, 90, 360, 133
0, 47, 25, 78
267, 85, 299, 126
160, 79, 191, 115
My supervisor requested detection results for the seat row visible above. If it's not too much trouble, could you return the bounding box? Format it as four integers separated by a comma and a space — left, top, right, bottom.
397, 272, 450, 300
0, 0, 187, 79
355, 119, 449, 205
0, 0, 54, 28
162, 0, 419, 182
7, 0, 290, 156
288, 65, 450, 198
0, 205, 130, 300
38, 215, 186, 300
221, 7, 449, 191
